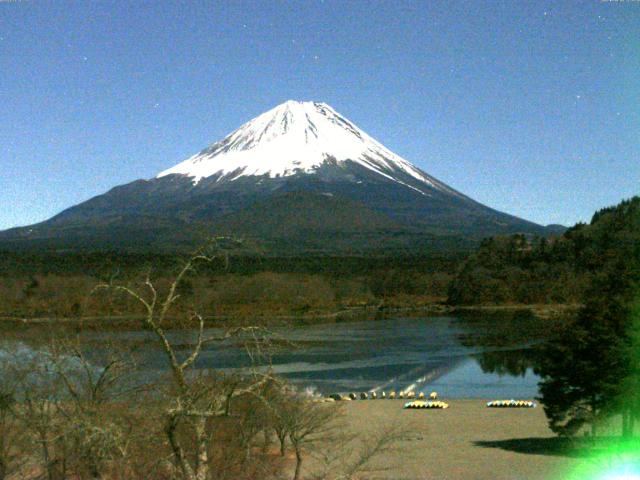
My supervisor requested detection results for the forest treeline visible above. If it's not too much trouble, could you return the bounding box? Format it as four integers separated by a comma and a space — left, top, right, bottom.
0, 253, 459, 319
2, 197, 639, 319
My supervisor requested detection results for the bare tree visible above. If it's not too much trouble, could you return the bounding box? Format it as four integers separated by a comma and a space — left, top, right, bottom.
0, 336, 140, 480
269, 394, 343, 480
0, 373, 21, 480
95, 247, 279, 480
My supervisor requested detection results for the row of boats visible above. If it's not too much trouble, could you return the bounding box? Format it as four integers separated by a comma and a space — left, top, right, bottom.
404, 399, 537, 409
486, 399, 537, 408
404, 399, 536, 409
322, 392, 537, 410
404, 400, 450, 409
328, 391, 439, 401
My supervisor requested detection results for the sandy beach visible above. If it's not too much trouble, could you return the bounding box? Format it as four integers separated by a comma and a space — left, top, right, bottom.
328, 399, 581, 480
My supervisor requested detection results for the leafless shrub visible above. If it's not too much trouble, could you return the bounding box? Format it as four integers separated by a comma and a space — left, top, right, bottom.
0, 365, 23, 480
307, 419, 410, 480
266, 390, 345, 480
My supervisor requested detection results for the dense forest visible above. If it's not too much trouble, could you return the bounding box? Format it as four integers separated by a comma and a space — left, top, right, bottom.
448, 197, 640, 306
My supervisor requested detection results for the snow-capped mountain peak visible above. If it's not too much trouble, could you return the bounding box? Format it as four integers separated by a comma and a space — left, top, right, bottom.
157, 100, 452, 195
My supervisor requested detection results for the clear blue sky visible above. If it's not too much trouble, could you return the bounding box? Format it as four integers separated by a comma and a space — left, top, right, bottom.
1, 0, 638, 229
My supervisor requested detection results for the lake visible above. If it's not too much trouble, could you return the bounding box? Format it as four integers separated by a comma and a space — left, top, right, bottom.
65, 315, 543, 399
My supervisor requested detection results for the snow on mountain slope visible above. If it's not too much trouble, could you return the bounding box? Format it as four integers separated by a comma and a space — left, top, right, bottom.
157, 100, 458, 196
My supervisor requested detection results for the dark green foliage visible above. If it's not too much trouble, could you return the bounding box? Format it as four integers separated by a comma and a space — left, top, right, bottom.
447, 234, 585, 305
534, 197, 640, 436
0, 392, 13, 412
448, 197, 640, 306
450, 196, 640, 437
620, 298, 640, 437
22, 276, 39, 298
536, 313, 627, 436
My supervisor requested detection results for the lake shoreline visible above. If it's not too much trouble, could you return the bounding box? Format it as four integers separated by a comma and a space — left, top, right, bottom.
0, 302, 579, 331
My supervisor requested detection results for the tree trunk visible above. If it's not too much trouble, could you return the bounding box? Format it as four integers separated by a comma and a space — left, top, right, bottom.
245, 443, 252, 465
39, 433, 54, 480
165, 415, 196, 480
90, 466, 101, 480
293, 447, 303, 480
262, 429, 271, 453
225, 394, 232, 416
194, 416, 209, 480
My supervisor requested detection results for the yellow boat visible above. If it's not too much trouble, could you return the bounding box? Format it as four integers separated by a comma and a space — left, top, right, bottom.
403, 400, 449, 409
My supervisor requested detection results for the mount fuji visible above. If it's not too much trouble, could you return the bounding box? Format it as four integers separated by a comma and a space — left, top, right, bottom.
1, 101, 555, 254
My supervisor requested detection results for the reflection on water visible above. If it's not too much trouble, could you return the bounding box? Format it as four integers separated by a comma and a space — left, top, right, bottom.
1, 315, 548, 398
474, 348, 540, 377
254, 317, 544, 397
428, 358, 540, 399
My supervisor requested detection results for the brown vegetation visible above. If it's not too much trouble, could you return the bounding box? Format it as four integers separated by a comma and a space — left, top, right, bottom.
0, 250, 406, 480
0, 270, 452, 321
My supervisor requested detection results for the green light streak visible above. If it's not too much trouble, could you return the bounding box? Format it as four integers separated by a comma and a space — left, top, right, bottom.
563, 294, 640, 479
562, 434, 640, 479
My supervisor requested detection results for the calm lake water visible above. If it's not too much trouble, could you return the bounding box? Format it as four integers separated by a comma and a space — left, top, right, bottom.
65, 315, 543, 399
254, 317, 541, 398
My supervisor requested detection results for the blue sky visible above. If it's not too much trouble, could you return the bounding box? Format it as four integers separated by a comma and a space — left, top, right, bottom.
1, 0, 638, 229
